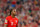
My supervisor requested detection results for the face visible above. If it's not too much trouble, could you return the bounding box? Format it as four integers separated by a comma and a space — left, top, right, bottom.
12, 9, 17, 16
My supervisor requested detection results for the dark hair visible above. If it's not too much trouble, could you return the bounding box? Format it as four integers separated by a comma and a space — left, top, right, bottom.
10, 8, 16, 15
10, 9, 13, 15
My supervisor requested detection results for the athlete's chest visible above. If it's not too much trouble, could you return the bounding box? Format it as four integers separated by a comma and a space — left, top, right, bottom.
8, 18, 18, 25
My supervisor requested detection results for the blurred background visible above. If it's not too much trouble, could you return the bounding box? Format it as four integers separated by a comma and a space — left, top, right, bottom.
0, 0, 40, 27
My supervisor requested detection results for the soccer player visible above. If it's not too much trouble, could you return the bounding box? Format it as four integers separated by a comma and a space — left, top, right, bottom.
4, 8, 18, 27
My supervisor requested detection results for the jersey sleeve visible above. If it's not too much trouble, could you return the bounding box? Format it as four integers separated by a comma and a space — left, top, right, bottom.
4, 17, 8, 24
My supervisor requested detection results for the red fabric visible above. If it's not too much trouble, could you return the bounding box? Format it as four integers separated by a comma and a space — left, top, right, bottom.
24, 16, 27, 20
2, 0, 7, 2
34, 8, 39, 11
12, 1, 16, 4
5, 16, 18, 27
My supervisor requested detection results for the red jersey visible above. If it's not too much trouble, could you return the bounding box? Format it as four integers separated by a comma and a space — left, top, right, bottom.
5, 16, 18, 27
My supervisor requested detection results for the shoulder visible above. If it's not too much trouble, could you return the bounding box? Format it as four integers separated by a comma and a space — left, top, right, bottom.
15, 17, 18, 20
6, 16, 11, 19
15, 17, 19, 22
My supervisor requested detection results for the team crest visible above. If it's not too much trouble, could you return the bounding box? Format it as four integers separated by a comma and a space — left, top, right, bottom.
5, 20, 7, 23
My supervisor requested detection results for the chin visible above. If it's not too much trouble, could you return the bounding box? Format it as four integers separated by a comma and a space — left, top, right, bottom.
14, 15, 16, 16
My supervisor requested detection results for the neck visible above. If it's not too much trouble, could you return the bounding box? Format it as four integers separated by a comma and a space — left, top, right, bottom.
11, 15, 15, 18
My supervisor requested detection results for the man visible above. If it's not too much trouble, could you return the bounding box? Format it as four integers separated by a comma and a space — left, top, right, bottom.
4, 8, 18, 27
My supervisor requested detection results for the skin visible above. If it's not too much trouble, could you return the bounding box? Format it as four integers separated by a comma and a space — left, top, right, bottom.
4, 9, 18, 27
